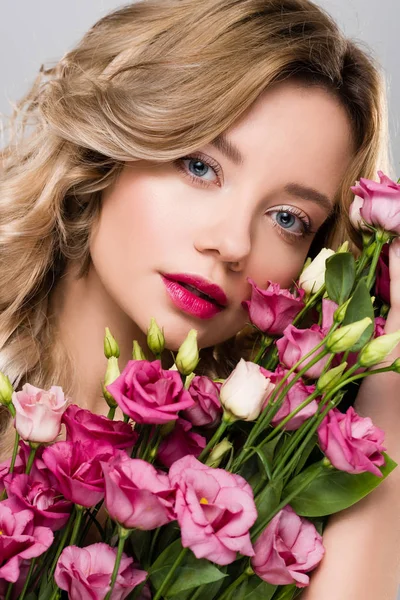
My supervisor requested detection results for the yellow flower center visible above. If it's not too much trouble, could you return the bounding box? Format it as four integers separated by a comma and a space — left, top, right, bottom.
199, 497, 209, 505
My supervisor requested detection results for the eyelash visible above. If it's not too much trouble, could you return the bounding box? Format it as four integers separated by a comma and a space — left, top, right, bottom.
173, 154, 315, 241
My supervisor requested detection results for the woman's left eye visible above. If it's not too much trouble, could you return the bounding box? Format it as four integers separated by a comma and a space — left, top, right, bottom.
174, 155, 221, 186
267, 206, 313, 239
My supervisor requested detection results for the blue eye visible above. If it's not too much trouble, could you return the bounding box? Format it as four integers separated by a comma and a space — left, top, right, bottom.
174, 154, 222, 187
267, 206, 312, 239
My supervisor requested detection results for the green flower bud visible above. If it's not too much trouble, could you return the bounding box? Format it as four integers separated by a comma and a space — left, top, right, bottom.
359, 331, 400, 368
184, 372, 196, 390
102, 356, 120, 408
146, 317, 165, 356
325, 317, 372, 353
175, 329, 199, 376
337, 241, 349, 253
205, 438, 233, 468
333, 298, 351, 323
391, 358, 400, 373
317, 362, 347, 393
104, 328, 120, 359
0, 371, 13, 406
132, 340, 146, 361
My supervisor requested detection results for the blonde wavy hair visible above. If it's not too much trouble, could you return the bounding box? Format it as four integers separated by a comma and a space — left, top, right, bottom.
0, 0, 393, 455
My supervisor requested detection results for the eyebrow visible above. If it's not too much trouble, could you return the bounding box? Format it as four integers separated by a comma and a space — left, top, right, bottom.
209, 132, 334, 214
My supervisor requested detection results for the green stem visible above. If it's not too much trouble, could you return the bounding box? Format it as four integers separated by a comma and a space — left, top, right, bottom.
79, 500, 104, 544
152, 547, 188, 600
252, 460, 326, 540
25, 443, 39, 475
68, 505, 84, 547
48, 588, 61, 600
253, 335, 273, 365
4, 583, 13, 600
0, 431, 20, 501
198, 418, 230, 462
104, 528, 130, 600
292, 287, 325, 327
216, 569, 251, 600
48, 507, 75, 579
9, 431, 20, 475
19, 557, 36, 600
366, 238, 385, 291
107, 406, 116, 420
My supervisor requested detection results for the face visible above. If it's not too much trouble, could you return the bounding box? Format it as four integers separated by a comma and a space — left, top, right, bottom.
89, 80, 355, 350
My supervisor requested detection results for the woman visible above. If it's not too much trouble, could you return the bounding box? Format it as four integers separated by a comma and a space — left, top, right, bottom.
0, 0, 399, 597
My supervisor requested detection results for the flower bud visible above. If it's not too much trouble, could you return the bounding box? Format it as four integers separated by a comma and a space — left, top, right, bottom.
333, 299, 351, 323
220, 358, 275, 422
175, 329, 199, 376
102, 356, 120, 408
0, 371, 13, 406
132, 340, 146, 361
104, 328, 120, 359
317, 362, 347, 392
391, 358, 400, 373
325, 317, 372, 354
359, 331, 400, 367
337, 241, 349, 253
298, 248, 335, 295
146, 317, 165, 356
205, 438, 233, 468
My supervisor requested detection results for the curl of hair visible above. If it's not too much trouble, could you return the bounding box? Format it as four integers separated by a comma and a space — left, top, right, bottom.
0, 0, 393, 456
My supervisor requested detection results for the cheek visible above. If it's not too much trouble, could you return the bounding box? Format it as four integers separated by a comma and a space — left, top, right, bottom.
248, 237, 310, 289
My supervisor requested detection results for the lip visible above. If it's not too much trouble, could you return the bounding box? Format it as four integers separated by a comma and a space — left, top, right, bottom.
162, 273, 228, 306
161, 273, 227, 320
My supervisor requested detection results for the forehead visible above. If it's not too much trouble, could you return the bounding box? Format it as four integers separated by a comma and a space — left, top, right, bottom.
216, 81, 355, 202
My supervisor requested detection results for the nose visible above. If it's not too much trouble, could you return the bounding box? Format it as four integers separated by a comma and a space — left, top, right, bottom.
193, 209, 252, 271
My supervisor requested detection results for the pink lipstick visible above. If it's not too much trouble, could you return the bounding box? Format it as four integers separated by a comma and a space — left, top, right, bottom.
161, 273, 228, 319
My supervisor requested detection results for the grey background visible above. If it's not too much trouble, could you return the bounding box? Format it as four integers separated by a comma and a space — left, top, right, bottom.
0, 1, 399, 597
0, 0, 399, 172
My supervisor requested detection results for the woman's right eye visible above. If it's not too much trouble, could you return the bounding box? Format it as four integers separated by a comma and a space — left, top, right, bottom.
174, 154, 222, 187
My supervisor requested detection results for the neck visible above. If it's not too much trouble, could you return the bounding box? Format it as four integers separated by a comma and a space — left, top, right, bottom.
49, 259, 151, 415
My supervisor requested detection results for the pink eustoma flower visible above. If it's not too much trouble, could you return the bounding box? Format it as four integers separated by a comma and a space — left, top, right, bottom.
55, 543, 147, 600
4, 473, 72, 531
261, 367, 318, 431
251, 505, 325, 588
317, 406, 386, 477
376, 243, 390, 305
101, 453, 175, 530
12, 383, 68, 443
42, 441, 113, 507
183, 376, 222, 427
63, 404, 137, 452
157, 418, 206, 468
350, 170, 400, 234
277, 324, 330, 380
106, 359, 195, 424
169, 455, 257, 565
242, 279, 305, 335
0, 504, 53, 583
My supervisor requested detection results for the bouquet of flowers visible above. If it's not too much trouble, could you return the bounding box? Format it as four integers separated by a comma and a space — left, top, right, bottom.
0, 170, 399, 600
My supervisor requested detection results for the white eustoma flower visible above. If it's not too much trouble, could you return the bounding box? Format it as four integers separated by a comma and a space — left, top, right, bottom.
298, 248, 335, 294
220, 359, 275, 421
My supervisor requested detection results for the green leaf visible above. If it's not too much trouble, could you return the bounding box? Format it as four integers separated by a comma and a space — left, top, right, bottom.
283, 452, 397, 516
272, 584, 298, 600
342, 278, 374, 351
292, 434, 318, 477
149, 539, 226, 597
255, 478, 283, 525
236, 576, 277, 600
325, 252, 356, 304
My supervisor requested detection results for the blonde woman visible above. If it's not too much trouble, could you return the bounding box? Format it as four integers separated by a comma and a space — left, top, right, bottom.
0, 1, 399, 598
